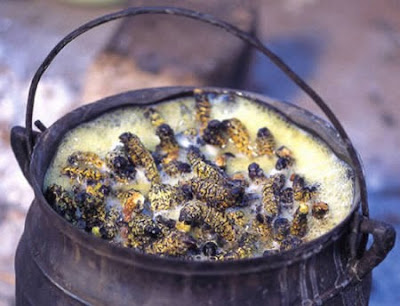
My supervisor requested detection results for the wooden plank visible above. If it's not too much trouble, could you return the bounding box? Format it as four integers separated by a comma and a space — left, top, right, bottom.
82, 0, 257, 102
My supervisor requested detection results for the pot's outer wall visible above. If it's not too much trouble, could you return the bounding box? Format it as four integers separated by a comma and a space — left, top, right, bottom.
16, 87, 370, 305
16, 200, 371, 306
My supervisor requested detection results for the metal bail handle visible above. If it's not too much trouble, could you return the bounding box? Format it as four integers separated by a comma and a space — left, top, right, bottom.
25, 6, 369, 239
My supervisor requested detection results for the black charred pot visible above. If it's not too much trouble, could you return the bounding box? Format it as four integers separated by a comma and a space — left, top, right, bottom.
11, 7, 395, 306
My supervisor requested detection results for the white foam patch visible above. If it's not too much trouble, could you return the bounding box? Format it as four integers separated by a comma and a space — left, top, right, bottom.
176, 133, 194, 149
204, 144, 219, 158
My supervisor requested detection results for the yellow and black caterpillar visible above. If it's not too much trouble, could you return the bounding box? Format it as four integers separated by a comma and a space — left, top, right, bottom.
262, 174, 285, 217
194, 88, 211, 134
190, 178, 243, 210
179, 200, 237, 242
119, 132, 160, 184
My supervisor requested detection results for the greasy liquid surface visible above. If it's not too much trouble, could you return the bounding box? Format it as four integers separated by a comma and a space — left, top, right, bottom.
44, 94, 354, 256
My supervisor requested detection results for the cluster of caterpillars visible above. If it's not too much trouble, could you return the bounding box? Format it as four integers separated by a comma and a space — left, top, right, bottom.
45, 89, 329, 260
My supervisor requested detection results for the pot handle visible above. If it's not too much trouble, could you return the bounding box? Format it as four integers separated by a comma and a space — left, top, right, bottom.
351, 217, 396, 280
23, 7, 369, 235
10, 126, 40, 185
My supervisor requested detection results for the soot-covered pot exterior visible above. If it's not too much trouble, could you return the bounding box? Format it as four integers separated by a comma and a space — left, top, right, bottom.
12, 7, 395, 306
13, 87, 392, 306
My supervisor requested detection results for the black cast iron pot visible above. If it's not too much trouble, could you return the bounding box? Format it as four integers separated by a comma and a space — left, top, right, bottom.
11, 7, 395, 306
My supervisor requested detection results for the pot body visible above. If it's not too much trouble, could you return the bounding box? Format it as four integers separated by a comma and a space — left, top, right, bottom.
15, 199, 371, 306
13, 87, 382, 305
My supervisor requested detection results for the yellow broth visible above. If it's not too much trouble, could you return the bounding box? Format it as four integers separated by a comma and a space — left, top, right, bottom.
44, 93, 353, 257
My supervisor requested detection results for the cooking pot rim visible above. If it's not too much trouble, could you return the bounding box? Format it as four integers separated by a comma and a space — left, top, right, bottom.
27, 86, 362, 273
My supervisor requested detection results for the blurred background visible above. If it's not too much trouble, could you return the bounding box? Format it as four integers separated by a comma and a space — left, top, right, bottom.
0, 0, 399, 305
